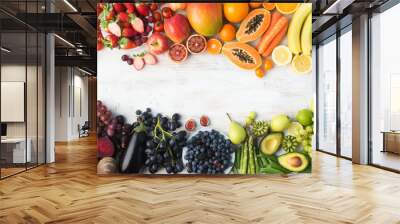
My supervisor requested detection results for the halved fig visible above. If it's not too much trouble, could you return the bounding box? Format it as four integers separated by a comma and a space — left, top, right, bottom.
185, 119, 196, 131
200, 115, 210, 127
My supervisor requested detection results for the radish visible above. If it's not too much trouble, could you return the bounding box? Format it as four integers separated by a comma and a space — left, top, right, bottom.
133, 57, 144, 70
108, 22, 121, 37
143, 53, 157, 65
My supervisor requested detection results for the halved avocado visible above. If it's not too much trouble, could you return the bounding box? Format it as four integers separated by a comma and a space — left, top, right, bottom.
260, 133, 282, 155
277, 152, 309, 172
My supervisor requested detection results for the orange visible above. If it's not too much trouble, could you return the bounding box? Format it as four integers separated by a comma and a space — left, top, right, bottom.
264, 58, 274, 71
262, 3, 275, 10
219, 24, 236, 42
255, 68, 265, 78
275, 3, 299, 14
207, 38, 222, 55
223, 3, 249, 23
249, 2, 262, 8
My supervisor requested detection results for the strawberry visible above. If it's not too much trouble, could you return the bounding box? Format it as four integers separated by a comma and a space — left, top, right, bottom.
133, 57, 145, 70
130, 15, 144, 33
98, 3, 114, 21
118, 12, 129, 23
105, 9, 115, 21
97, 4, 104, 17
97, 39, 104, 51
135, 3, 150, 17
122, 27, 137, 37
113, 3, 125, 13
103, 35, 119, 48
143, 53, 157, 65
100, 19, 110, 33
107, 22, 121, 37
123, 3, 135, 14
119, 38, 137, 49
121, 22, 131, 28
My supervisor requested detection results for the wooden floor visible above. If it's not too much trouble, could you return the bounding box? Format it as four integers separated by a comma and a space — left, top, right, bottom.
1, 136, 400, 224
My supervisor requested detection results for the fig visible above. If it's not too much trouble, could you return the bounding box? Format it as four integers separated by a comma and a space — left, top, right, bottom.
168, 43, 188, 63
185, 119, 196, 131
186, 34, 207, 54
200, 115, 210, 126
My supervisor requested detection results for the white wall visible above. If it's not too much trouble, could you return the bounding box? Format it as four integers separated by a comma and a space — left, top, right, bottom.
54, 67, 89, 141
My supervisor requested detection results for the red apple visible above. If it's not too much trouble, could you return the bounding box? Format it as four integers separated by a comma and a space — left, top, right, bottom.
164, 14, 191, 43
147, 32, 169, 55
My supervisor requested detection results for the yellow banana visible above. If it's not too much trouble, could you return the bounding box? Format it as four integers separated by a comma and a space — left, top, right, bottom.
287, 3, 312, 55
301, 13, 312, 56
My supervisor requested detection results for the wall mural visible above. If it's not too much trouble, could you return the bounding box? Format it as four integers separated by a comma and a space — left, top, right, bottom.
97, 2, 314, 175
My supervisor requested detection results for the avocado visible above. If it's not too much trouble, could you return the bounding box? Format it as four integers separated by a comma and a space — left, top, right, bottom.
260, 133, 283, 155
277, 152, 309, 172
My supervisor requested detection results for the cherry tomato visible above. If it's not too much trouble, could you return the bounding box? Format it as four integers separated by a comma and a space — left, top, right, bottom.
162, 7, 173, 19
152, 11, 162, 22
150, 3, 158, 11
154, 21, 164, 32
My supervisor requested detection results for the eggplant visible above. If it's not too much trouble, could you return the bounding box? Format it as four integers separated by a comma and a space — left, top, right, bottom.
119, 131, 147, 173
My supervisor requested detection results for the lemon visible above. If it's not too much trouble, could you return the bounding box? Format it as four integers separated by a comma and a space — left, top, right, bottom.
287, 122, 304, 137
272, 45, 292, 66
291, 54, 312, 74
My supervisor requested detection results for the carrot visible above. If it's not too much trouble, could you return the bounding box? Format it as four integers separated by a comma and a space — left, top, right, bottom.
256, 12, 281, 50
257, 16, 288, 54
262, 22, 288, 57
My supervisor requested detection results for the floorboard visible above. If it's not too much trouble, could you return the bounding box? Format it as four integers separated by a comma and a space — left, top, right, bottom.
1, 135, 400, 224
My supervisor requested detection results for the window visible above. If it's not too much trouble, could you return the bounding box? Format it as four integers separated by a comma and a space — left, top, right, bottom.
339, 28, 352, 158
317, 36, 337, 154
371, 2, 400, 171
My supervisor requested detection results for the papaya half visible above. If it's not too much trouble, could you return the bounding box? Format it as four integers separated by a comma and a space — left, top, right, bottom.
222, 42, 262, 70
236, 8, 271, 43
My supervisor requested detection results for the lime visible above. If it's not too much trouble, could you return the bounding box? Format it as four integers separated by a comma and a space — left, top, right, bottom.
296, 109, 313, 126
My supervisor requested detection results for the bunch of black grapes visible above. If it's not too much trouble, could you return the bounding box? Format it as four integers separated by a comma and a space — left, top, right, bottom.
185, 130, 234, 174
133, 108, 186, 174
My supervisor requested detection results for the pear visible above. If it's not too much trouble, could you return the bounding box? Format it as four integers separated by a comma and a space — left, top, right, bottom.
226, 113, 246, 145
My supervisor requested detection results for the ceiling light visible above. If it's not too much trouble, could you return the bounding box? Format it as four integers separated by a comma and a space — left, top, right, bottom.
77, 67, 92, 76
63, 0, 78, 12
1, 47, 11, 53
54, 34, 75, 48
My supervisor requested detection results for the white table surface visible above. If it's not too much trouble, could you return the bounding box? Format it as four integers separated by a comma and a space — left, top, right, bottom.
98, 43, 314, 133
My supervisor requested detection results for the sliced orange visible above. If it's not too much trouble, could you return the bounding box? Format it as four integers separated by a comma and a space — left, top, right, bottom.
262, 3, 275, 11
207, 38, 222, 55
275, 3, 299, 15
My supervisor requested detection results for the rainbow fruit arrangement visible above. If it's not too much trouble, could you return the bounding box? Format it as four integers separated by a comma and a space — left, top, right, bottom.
97, 3, 312, 77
